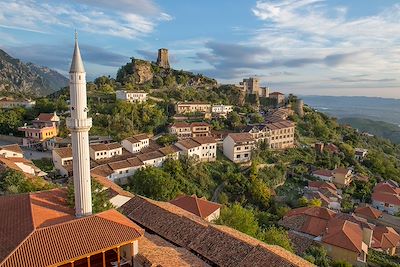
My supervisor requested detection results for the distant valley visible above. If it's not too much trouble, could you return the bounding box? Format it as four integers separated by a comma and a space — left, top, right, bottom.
302, 95, 400, 143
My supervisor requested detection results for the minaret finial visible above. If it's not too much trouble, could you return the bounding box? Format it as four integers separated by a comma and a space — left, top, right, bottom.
74, 30, 78, 41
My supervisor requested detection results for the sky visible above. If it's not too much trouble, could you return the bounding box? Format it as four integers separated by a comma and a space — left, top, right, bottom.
1, 0, 400, 98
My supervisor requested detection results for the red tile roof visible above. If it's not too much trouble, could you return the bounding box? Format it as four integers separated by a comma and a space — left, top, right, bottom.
36, 113, 57, 122
176, 139, 202, 149
0, 144, 23, 155
227, 133, 255, 143
0, 189, 143, 267
121, 196, 312, 267
308, 181, 337, 191
374, 182, 400, 195
354, 206, 383, 220
372, 226, 400, 250
53, 147, 73, 158
170, 195, 221, 219
170, 122, 191, 128
372, 191, 400, 206
322, 218, 363, 253
192, 136, 216, 145
125, 134, 149, 143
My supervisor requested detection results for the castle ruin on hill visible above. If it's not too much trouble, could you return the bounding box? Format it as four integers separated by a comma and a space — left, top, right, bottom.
156, 48, 170, 69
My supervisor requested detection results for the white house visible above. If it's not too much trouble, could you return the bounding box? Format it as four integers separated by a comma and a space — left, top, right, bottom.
0, 144, 24, 158
122, 134, 149, 154
100, 157, 145, 185
223, 133, 255, 163
137, 151, 166, 167
52, 147, 73, 177
212, 104, 233, 117
175, 137, 217, 162
89, 142, 123, 161
116, 90, 148, 103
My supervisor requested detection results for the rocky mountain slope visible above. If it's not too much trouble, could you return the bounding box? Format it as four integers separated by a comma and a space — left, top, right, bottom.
0, 49, 68, 97
116, 58, 217, 89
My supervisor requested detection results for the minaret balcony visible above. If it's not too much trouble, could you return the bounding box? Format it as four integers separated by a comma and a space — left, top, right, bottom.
66, 117, 92, 130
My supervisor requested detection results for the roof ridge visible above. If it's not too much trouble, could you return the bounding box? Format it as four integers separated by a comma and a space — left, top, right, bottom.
193, 195, 204, 218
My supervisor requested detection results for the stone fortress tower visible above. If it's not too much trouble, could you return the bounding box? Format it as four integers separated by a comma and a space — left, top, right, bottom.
66, 32, 93, 217
156, 48, 170, 68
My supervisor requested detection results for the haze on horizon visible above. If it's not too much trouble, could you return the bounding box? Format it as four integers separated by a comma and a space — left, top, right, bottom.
1, 0, 399, 98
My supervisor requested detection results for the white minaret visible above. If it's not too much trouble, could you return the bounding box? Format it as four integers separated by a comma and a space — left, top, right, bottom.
66, 32, 93, 217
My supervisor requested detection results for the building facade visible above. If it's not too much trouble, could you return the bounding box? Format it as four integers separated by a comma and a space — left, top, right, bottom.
175, 102, 211, 114
223, 133, 255, 163
116, 90, 148, 103
122, 134, 149, 154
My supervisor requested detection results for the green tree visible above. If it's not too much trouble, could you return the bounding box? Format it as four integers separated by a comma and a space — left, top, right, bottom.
331, 260, 352, 267
303, 246, 330, 267
308, 198, 322, 207
129, 167, 179, 201
216, 203, 259, 237
0, 169, 53, 194
67, 179, 114, 213
156, 134, 178, 146
298, 196, 309, 207
258, 226, 293, 252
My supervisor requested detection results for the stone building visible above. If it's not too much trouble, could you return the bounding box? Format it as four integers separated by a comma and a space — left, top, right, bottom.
156, 48, 170, 68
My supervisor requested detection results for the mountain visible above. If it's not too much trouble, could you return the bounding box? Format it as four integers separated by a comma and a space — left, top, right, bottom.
339, 117, 400, 144
0, 49, 68, 97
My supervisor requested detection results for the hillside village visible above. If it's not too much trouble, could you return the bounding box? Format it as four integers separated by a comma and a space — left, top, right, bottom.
0, 46, 400, 267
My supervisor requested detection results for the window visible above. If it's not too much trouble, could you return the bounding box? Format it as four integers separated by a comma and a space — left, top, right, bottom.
244, 153, 249, 157
236, 155, 240, 158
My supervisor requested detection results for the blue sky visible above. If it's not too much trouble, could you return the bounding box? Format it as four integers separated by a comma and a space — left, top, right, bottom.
1, 0, 400, 98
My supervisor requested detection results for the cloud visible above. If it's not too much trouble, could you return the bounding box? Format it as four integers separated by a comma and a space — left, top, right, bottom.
5, 43, 128, 71
0, 0, 171, 38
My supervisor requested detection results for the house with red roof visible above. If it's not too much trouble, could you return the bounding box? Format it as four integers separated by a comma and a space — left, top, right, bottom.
354, 205, 383, 222
372, 181, 400, 215
280, 207, 369, 266
0, 189, 144, 267
170, 195, 221, 222
371, 226, 400, 255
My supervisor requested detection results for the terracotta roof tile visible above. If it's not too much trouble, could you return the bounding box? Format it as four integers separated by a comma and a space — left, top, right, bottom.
91, 164, 114, 177
176, 139, 202, 150
308, 181, 336, 191
170, 195, 221, 219
121, 196, 313, 267
354, 206, 383, 220
0, 144, 23, 155
90, 142, 122, 152
372, 191, 400, 206
322, 218, 363, 253
192, 136, 216, 145
125, 134, 149, 144
37, 113, 57, 121
312, 169, 333, 177
137, 151, 165, 162
137, 233, 210, 267
158, 145, 181, 156
372, 226, 400, 250
227, 133, 255, 143
0, 189, 143, 267
53, 147, 73, 158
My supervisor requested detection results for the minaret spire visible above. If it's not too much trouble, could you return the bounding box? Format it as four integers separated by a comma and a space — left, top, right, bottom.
66, 31, 93, 217
70, 31, 85, 73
